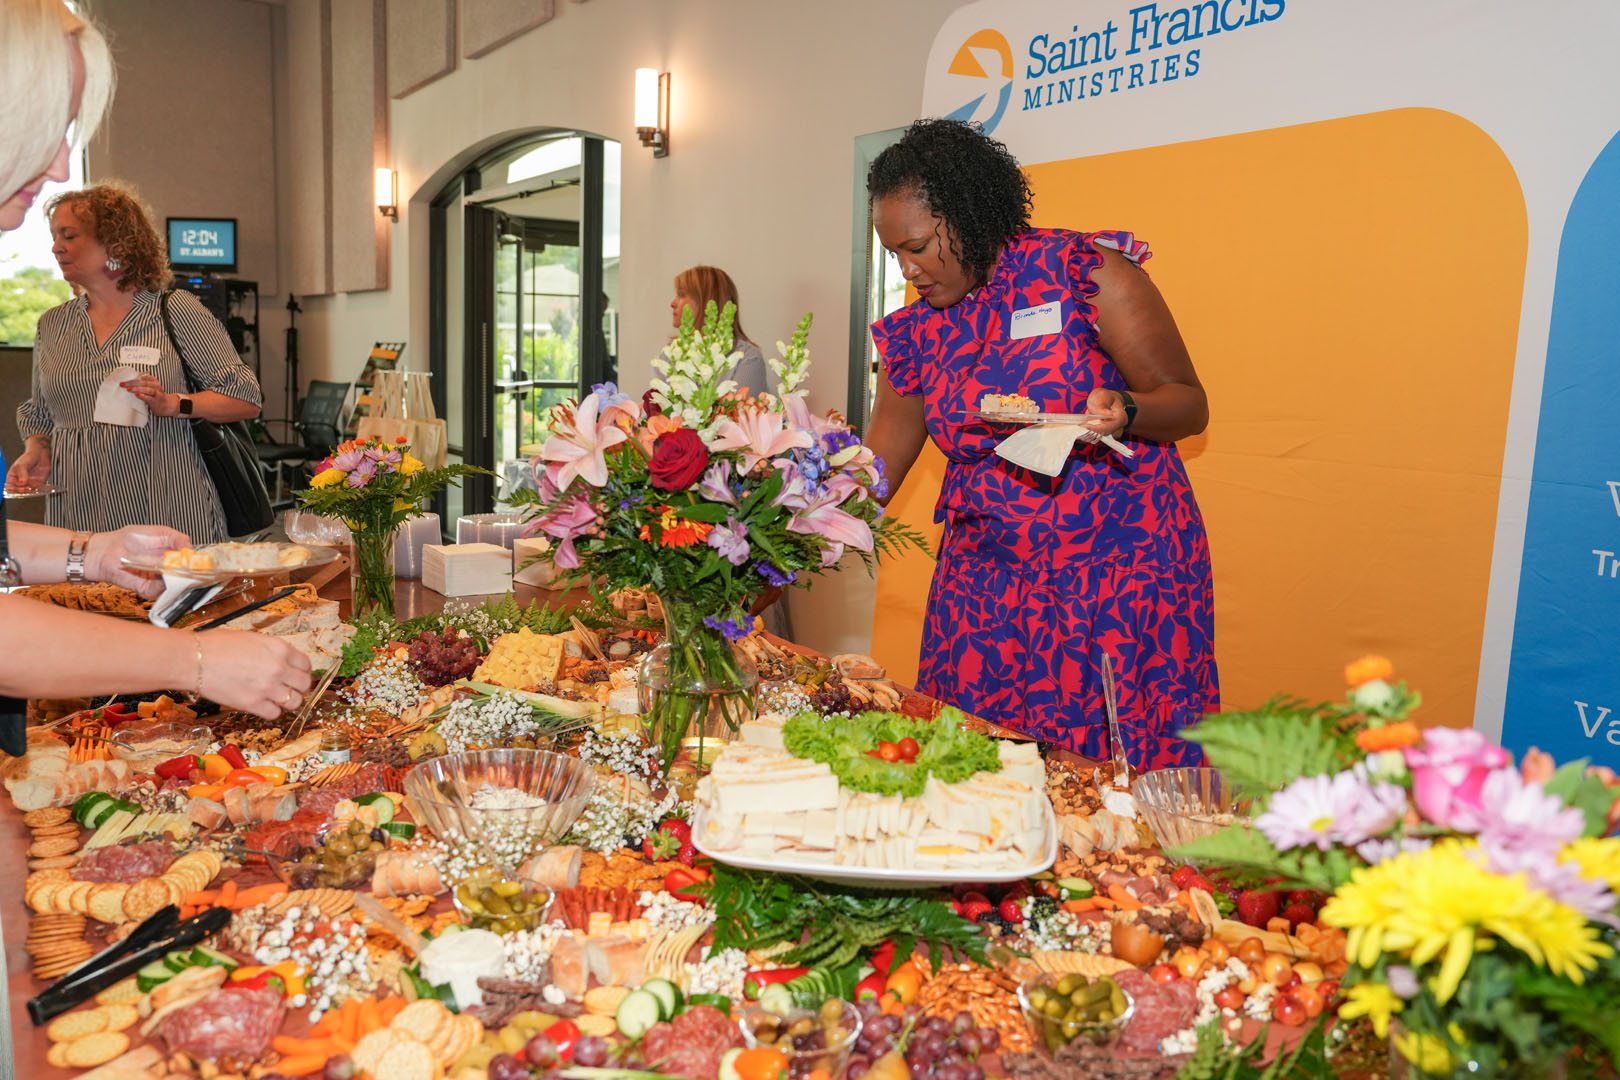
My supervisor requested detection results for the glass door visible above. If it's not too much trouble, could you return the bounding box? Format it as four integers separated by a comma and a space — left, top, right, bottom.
493, 221, 583, 465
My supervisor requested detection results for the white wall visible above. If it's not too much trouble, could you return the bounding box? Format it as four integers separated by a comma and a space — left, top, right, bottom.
289, 0, 969, 656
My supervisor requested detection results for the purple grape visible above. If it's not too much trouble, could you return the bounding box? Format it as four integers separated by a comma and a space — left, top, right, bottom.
908, 1063, 931, 1080
906, 1044, 933, 1068
956, 1030, 982, 1058
963, 1066, 985, 1080
322, 1056, 355, 1080
951, 1011, 975, 1035
524, 1035, 559, 1068
857, 999, 882, 1022
573, 1036, 609, 1068
922, 1032, 948, 1060
855, 1036, 873, 1055
937, 1065, 967, 1080
977, 1027, 999, 1053
869, 1015, 896, 1039
903, 1004, 923, 1023
925, 1016, 951, 1037
847, 1059, 871, 1080
487, 1054, 528, 1080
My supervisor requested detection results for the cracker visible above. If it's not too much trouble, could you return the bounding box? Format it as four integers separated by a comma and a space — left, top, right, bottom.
584, 985, 629, 1016
31, 823, 81, 837
576, 1014, 618, 1038
68, 880, 96, 916
121, 878, 171, 922
444, 1014, 484, 1066
377, 1034, 438, 1080
351, 1028, 398, 1076
29, 836, 80, 858
89, 884, 130, 925
64, 1031, 130, 1068
47, 1007, 108, 1042
24, 807, 72, 827
94, 977, 141, 1006
27, 881, 62, 914
29, 855, 81, 870
391, 1000, 448, 1049
47, 1041, 71, 1069
97, 1002, 140, 1032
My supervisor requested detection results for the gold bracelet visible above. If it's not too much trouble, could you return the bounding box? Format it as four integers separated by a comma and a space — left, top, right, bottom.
193, 637, 206, 697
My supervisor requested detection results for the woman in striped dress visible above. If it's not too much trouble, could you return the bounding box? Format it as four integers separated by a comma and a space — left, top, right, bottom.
10, 183, 262, 542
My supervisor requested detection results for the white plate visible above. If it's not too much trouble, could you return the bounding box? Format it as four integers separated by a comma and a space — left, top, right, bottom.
691, 798, 1058, 889
3, 484, 63, 499
966, 409, 1135, 458
121, 542, 341, 579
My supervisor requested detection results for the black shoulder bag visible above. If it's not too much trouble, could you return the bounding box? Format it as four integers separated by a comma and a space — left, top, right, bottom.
160, 291, 275, 536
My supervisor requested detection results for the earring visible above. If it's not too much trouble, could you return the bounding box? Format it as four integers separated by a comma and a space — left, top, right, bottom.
105, 257, 122, 272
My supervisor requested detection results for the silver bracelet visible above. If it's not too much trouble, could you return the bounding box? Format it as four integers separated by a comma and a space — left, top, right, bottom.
66, 531, 93, 583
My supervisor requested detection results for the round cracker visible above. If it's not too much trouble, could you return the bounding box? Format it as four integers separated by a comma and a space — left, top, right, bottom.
30, 823, 81, 837
29, 855, 81, 870
68, 880, 96, 916
351, 1028, 398, 1077
63, 1030, 130, 1068
121, 878, 170, 922
377, 1034, 437, 1080
28, 836, 80, 858
46, 1007, 108, 1042
96, 1002, 140, 1033
94, 977, 141, 1006
46, 1041, 70, 1069
27, 881, 63, 914
24, 807, 72, 827
89, 884, 130, 925
440, 1013, 483, 1066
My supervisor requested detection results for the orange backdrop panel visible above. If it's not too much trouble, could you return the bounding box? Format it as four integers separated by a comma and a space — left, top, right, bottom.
870, 108, 1527, 723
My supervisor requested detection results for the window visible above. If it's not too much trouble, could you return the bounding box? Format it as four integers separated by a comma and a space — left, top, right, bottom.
847, 128, 908, 430
0, 147, 83, 345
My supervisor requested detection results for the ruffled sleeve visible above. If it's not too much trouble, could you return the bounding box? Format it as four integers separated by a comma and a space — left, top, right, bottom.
870, 304, 927, 397
1066, 230, 1152, 334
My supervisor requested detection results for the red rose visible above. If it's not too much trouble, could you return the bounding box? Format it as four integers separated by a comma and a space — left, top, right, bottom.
648, 427, 710, 490
641, 388, 663, 417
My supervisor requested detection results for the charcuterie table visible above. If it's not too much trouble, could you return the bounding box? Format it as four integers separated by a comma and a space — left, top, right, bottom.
2, 568, 1596, 1080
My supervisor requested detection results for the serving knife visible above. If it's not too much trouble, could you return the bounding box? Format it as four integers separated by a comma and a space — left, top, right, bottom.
1102, 652, 1130, 790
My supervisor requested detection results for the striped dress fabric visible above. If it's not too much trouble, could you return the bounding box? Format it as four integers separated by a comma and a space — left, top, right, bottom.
17, 290, 263, 543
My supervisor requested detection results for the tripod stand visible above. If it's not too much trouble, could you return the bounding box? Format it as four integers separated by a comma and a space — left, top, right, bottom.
283, 295, 301, 433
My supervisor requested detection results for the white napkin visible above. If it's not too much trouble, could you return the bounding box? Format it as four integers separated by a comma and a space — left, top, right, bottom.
92, 365, 149, 428
993, 424, 1103, 477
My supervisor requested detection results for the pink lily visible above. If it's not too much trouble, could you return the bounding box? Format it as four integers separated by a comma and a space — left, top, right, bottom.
786, 473, 873, 566
523, 466, 598, 569
784, 393, 847, 440
708, 401, 813, 473
541, 392, 628, 489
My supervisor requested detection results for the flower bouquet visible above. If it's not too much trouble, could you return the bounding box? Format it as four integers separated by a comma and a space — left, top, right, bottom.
1170, 658, 1620, 1078
298, 437, 485, 619
513, 301, 924, 774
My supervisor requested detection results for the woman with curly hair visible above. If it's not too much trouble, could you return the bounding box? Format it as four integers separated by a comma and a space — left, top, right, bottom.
863, 118, 1216, 770
669, 265, 773, 396
11, 182, 263, 541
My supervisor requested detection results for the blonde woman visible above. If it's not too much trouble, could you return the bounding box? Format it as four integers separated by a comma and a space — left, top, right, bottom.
0, 1, 310, 729
669, 265, 773, 396
11, 183, 263, 541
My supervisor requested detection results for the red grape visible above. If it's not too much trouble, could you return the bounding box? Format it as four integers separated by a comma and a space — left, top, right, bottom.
572, 1036, 609, 1068
487, 1054, 527, 1080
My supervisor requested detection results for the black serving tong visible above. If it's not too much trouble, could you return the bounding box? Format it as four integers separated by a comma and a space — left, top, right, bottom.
27, 904, 231, 1025
191, 585, 299, 632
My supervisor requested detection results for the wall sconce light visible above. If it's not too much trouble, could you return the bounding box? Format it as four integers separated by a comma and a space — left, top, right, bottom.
634, 68, 669, 157
375, 167, 398, 221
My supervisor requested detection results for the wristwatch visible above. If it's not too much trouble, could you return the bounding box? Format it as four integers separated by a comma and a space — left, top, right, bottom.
66, 531, 93, 583
1118, 389, 1138, 431
177, 395, 194, 416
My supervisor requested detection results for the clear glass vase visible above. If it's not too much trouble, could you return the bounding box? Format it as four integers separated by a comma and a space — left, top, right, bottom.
349, 525, 397, 620
637, 595, 758, 777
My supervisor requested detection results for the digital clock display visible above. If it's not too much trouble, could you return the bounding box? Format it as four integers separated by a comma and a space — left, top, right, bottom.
166, 218, 236, 269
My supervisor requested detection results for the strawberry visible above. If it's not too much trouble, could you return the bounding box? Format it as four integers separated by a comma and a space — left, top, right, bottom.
1236, 889, 1281, 928
1281, 903, 1316, 930
960, 899, 994, 923
677, 840, 697, 866
998, 898, 1025, 923
1288, 889, 1324, 910
1186, 875, 1215, 894
1170, 865, 1197, 889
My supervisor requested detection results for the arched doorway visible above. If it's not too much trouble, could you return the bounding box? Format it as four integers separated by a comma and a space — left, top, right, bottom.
428, 130, 621, 520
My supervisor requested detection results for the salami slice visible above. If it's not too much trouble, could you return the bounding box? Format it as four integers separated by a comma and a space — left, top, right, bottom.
160, 985, 286, 1060
73, 841, 176, 883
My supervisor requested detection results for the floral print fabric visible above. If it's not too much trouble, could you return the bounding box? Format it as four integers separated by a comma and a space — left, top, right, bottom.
871, 228, 1217, 768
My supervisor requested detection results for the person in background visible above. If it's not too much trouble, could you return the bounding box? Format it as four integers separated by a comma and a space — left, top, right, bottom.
11, 182, 264, 542
670, 265, 773, 397
862, 118, 1217, 770
0, 0, 310, 726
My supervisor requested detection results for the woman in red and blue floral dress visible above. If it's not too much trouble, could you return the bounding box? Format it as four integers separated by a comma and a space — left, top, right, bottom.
864, 119, 1217, 770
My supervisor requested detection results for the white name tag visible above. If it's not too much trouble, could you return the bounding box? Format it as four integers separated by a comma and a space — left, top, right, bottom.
1009, 300, 1061, 340
120, 345, 161, 366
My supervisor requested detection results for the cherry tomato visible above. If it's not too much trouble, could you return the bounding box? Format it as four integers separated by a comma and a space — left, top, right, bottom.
1148, 963, 1179, 985
1213, 986, 1246, 1011
1236, 937, 1267, 965
1271, 995, 1306, 1027
896, 737, 919, 762
877, 742, 900, 763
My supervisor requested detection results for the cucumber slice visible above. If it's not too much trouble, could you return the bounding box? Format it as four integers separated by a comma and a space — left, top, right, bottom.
192, 946, 238, 971
756, 983, 794, 1015
354, 792, 396, 824
382, 821, 416, 840
136, 960, 174, 992
162, 949, 194, 973
687, 993, 732, 1016
84, 799, 124, 830
73, 792, 113, 827
615, 989, 664, 1038
640, 977, 683, 1020
718, 1047, 744, 1080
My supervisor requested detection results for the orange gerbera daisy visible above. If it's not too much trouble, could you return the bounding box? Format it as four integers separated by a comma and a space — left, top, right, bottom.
1344, 655, 1394, 687
1355, 721, 1421, 752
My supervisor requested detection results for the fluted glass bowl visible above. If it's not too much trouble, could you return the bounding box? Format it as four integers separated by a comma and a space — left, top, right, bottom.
403, 748, 596, 873
1129, 767, 1251, 849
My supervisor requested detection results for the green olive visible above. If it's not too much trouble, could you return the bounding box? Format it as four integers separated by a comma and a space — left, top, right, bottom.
349, 819, 365, 835
353, 833, 371, 851
328, 837, 355, 857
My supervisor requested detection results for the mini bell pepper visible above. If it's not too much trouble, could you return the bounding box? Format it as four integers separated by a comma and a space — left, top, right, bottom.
742, 967, 810, 1000
870, 939, 897, 975
854, 970, 888, 1002
219, 743, 249, 770
186, 782, 225, 801
224, 768, 269, 788
544, 1019, 580, 1062
201, 754, 234, 781
155, 755, 202, 781
231, 970, 287, 995
664, 865, 711, 904
248, 764, 288, 786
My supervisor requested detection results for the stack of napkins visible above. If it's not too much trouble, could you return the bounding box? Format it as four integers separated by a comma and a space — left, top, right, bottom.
423, 542, 514, 597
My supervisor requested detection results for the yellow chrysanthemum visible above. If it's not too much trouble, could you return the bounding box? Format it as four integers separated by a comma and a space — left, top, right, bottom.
1392, 1024, 1466, 1075
311, 467, 346, 488
1563, 837, 1620, 893
399, 454, 424, 476
1322, 840, 1612, 1002
1338, 983, 1403, 1038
